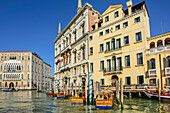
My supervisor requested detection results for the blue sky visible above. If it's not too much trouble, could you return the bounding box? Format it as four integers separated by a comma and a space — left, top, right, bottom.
0, 0, 169, 77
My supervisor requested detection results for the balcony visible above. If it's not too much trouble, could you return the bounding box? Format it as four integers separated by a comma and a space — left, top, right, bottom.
60, 64, 70, 71
3, 70, 21, 73
61, 45, 71, 54
104, 66, 123, 74
3, 78, 21, 81
165, 67, 170, 75
146, 45, 170, 55
148, 69, 157, 77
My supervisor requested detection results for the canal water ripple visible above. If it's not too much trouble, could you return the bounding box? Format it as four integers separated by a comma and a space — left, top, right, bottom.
0, 91, 170, 113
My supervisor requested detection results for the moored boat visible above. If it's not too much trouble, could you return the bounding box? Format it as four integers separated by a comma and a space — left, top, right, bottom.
2, 89, 19, 92
144, 90, 170, 100
46, 90, 54, 97
71, 91, 85, 104
96, 90, 114, 109
56, 92, 65, 98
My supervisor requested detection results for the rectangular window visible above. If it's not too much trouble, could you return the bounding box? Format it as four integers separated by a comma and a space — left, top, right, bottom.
0, 82, 1, 87
106, 42, 110, 52
135, 32, 142, 42
1, 54, 3, 60
107, 59, 111, 70
111, 40, 115, 50
28, 54, 30, 60
83, 48, 85, 60
115, 25, 120, 31
105, 29, 110, 34
166, 78, 170, 86
137, 75, 144, 84
90, 47, 93, 55
90, 63, 93, 72
150, 78, 156, 86
0, 64, 2, 71
74, 31, 77, 42
27, 74, 29, 80
99, 31, 103, 37
125, 55, 130, 67
0, 74, 2, 79
125, 77, 131, 85
100, 44, 104, 52
19, 54, 21, 60
100, 61, 104, 71
100, 79, 105, 86
123, 21, 128, 28
137, 53, 143, 65
22, 64, 24, 71
117, 57, 122, 70
22, 74, 23, 79
82, 24, 85, 35
4, 54, 7, 61
22, 54, 24, 60
27, 63, 30, 71
134, 17, 140, 23
124, 36, 129, 45
114, 11, 119, 18
116, 38, 121, 49
105, 16, 109, 22
89, 36, 93, 41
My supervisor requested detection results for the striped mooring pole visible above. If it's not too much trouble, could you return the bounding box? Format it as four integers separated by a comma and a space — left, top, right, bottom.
89, 72, 92, 104
56, 79, 58, 93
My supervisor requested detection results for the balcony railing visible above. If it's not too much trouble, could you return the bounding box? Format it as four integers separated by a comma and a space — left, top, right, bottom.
165, 67, 170, 75
3, 78, 21, 81
148, 69, 157, 76
146, 45, 170, 55
104, 66, 123, 74
3, 70, 21, 73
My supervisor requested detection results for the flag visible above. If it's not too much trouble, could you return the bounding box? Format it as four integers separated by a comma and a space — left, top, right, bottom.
61, 59, 63, 63
56, 60, 60, 65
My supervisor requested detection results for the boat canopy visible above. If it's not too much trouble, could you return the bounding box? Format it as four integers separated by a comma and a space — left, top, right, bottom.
100, 90, 113, 93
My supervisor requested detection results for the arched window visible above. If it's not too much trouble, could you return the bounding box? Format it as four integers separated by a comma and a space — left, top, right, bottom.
166, 56, 170, 67
157, 40, 163, 47
150, 42, 155, 49
165, 38, 170, 45
149, 58, 156, 69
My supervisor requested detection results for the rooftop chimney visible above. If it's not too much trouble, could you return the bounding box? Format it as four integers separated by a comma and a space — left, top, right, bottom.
126, 0, 132, 16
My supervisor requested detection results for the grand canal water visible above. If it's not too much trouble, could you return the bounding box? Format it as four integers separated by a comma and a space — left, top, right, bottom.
0, 91, 170, 113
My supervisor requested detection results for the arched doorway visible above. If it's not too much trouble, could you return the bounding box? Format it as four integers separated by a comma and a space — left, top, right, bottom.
157, 40, 163, 47
9, 82, 14, 88
111, 75, 118, 86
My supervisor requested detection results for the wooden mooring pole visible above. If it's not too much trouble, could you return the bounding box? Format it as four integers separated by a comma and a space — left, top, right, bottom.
75, 82, 77, 96
116, 81, 119, 102
93, 81, 97, 104
158, 79, 160, 101
120, 78, 123, 109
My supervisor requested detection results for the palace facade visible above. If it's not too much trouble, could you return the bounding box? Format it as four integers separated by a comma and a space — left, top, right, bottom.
54, 0, 100, 93
0, 51, 51, 90
89, 0, 150, 86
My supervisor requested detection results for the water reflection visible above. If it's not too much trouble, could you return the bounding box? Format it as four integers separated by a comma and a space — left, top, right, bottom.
0, 91, 170, 113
